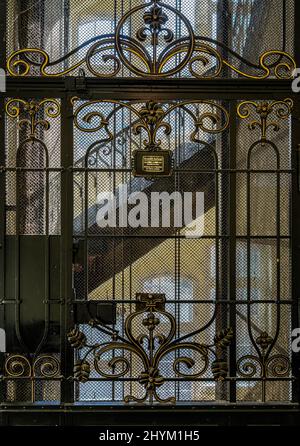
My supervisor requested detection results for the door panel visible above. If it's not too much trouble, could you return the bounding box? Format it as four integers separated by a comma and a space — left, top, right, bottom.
0, 0, 299, 413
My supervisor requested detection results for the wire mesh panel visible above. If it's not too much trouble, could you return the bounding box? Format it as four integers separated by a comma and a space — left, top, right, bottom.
5, 98, 61, 235
70, 97, 230, 404
0, 100, 296, 406
235, 99, 293, 402
1, 98, 62, 403
68, 94, 295, 405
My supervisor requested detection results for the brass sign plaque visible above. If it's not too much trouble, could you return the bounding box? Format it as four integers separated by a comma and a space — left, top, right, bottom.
142, 155, 165, 173
132, 150, 173, 177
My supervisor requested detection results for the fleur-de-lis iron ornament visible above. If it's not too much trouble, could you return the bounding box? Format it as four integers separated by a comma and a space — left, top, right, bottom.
256, 332, 273, 353
72, 98, 229, 151
137, 3, 173, 46
139, 100, 165, 125
237, 98, 293, 143
5, 98, 61, 139
7, 0, 296, 79
67, 295, 233, 404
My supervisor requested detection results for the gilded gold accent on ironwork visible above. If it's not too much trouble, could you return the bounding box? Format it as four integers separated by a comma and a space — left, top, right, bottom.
256, 332, 273, 352
68, 295, 233, 404
223, 50, 296, 80
6, 48, 84, 77
5, 98, 61, 139
136, 293, 166, 311
237, 98, 293, 142
6, 1, 296, 79
139, 101, 165, 126
7, 46, 296, 80
138, 4, 172, 45
4, 354, 61, 403
4, 354, 32, 378
72, 99, 229, 154
115, 0, 195, 77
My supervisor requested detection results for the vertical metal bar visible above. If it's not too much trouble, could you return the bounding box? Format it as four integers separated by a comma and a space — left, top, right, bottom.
15, 137, 27, 354
0, 0, 6, 68
40, 0, 45, 50
217, 0, 230, 79
291, 0, 300, 404
229, 101, 237, 403
174, 105, 179, 401
129, 105, 133, 400
0, 2, 5, 257
267, 144, 282, 394
60, 85, 74, 406
218, 108, 230, 403
63, 0, 70, 72
112, 102, 117, 402
84, 137, 89, 304
33, 117, 50, 363
0, 0, 6, 410
246, 142, 265, 399
121, 105, 125, 403
216, 0, 231, 402
0, 96, 5, 406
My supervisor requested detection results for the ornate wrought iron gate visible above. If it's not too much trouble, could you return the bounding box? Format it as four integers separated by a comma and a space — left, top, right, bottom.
1, 0, 300, 425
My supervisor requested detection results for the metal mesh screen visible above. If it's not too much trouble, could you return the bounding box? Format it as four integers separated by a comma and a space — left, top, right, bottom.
0, 93, 294, 405
71, 98, 227, 403
1, 97, 62, 403
5, 98, 61, 235
70, 96, 293, 404
1, 0, 296, 406
235, 100, 292, 403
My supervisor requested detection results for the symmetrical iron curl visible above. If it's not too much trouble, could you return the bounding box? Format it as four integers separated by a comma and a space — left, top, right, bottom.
237, 331, 291, 402
72, 99, 229, 154
3, 354, 61, 403
6, 1, 296, 79
68, 295, 233, 404
237, 98, 293, 142
5, 98, 61, 139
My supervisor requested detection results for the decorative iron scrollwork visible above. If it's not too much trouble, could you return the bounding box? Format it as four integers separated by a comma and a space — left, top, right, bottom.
5, 98, 61, 139
115, 0, 194, 77
138, 4, 172, 45
72, 98, 228, 177
3, 354, 61, 403
237, 98, 293, 142
68, 294, 233, 404
73, 98, 229, 150
6, 1, 296, 79
237, 331, 290, 401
